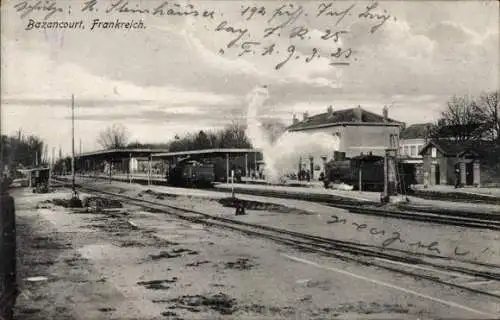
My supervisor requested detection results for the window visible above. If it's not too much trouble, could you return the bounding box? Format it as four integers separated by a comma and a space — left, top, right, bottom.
417, 145, 423, 156
411, 146, 417, 157
431, 147, 437, 158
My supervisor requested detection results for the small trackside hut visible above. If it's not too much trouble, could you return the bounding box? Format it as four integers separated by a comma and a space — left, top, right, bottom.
420, 139, 498, 187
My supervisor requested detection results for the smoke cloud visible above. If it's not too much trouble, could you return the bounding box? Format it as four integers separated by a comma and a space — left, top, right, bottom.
245, 86, 340, 183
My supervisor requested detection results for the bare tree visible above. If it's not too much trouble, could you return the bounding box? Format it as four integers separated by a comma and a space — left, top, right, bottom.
477, 91, 499, 142
431, 95, 485, 142
221, 121, 252, 148
97, 124, 129, 149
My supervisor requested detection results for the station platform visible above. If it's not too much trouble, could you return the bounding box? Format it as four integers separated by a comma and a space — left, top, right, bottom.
413, 184, 500, 197
214, 183, 500, 215
215, 182, 380, 203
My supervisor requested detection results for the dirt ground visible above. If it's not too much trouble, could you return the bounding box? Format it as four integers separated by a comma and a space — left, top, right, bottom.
87, 180, 500, 265
11, 187, 500, 319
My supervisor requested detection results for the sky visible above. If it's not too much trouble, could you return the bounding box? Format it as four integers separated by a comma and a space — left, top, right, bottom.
1, 0, 499, 156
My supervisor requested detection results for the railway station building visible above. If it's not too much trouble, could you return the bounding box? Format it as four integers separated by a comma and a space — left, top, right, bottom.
287, 105, 405, 159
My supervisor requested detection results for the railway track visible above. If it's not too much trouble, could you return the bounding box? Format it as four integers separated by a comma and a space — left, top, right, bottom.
320, 202, 500, 231
56, 175, 500, 230
53, 179, 500, 300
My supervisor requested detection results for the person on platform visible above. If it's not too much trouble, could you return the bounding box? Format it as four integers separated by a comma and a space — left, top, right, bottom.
454, 166, 461, 188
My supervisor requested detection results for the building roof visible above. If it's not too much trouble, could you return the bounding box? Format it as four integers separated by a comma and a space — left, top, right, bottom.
287, 107, 402, 131
76, 148, 171, 160
152, 148, 262, 159
17, 167, 50, 173
400, 123, 433, 140
419, 139, 494, 157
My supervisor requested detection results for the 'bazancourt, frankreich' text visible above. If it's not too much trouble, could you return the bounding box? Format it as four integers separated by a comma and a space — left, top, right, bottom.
24, 19, 146, 31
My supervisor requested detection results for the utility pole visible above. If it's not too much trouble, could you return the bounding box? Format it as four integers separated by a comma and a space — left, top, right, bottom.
69, 94, 81, 207
0, 100, 3, 180
72, 94, 75, 190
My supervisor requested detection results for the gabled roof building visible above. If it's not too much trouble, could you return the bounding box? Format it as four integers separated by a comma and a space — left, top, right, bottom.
419, 139, 499, 187
287, 105, 404, 158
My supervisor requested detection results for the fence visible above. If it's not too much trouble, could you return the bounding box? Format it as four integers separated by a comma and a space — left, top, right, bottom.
0, 193, 16, 320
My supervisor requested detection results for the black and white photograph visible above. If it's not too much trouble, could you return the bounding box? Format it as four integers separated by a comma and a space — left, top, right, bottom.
1, 0, 499, 319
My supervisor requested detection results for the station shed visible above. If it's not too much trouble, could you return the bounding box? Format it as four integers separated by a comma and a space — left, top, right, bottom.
75, 148, 170, 176
152, 148, 263, 182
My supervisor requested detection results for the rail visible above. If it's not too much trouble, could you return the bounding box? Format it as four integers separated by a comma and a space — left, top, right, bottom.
52, 178, 500, 300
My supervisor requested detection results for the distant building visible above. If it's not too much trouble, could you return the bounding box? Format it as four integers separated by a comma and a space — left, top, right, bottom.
287, 105, 404, 158
414, 122, 499, 187
399, 123, 433, 184
420, 140, 476, 186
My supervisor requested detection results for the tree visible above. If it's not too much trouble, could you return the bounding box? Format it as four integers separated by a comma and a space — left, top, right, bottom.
477, 91, 499, 142
431, 94, 485, 142
97, 124, 129, 149
166, 122, 253, 152
194, 130, 212, 149
219, 121, 252, 148
1, 131, 46, 175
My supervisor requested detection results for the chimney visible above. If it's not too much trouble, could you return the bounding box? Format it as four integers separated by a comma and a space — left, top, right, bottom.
425, 123, 432, 142
327, 105, 333, 118
303, 112, 309, 121
383, 105, 388, 122
354, 105, 362, 122
292, 114, 299, 125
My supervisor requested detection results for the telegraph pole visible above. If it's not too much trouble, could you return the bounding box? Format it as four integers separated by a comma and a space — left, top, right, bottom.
0, 99, 3, 181
72, 94, 75, 191
69, 94, 81, 207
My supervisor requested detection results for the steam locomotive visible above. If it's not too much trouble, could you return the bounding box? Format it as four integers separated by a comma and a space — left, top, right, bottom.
323, 152, 415, 192
166, 158, 215, 188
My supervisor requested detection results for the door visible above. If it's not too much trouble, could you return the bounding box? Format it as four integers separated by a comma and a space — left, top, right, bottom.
435, 164, 440, 185
466, 162, 474, 185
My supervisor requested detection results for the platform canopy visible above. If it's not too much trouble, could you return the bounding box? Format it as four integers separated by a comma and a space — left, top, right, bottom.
152, 148, 262, 160
76, 148, 170, 161
17, 167, 50, 173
